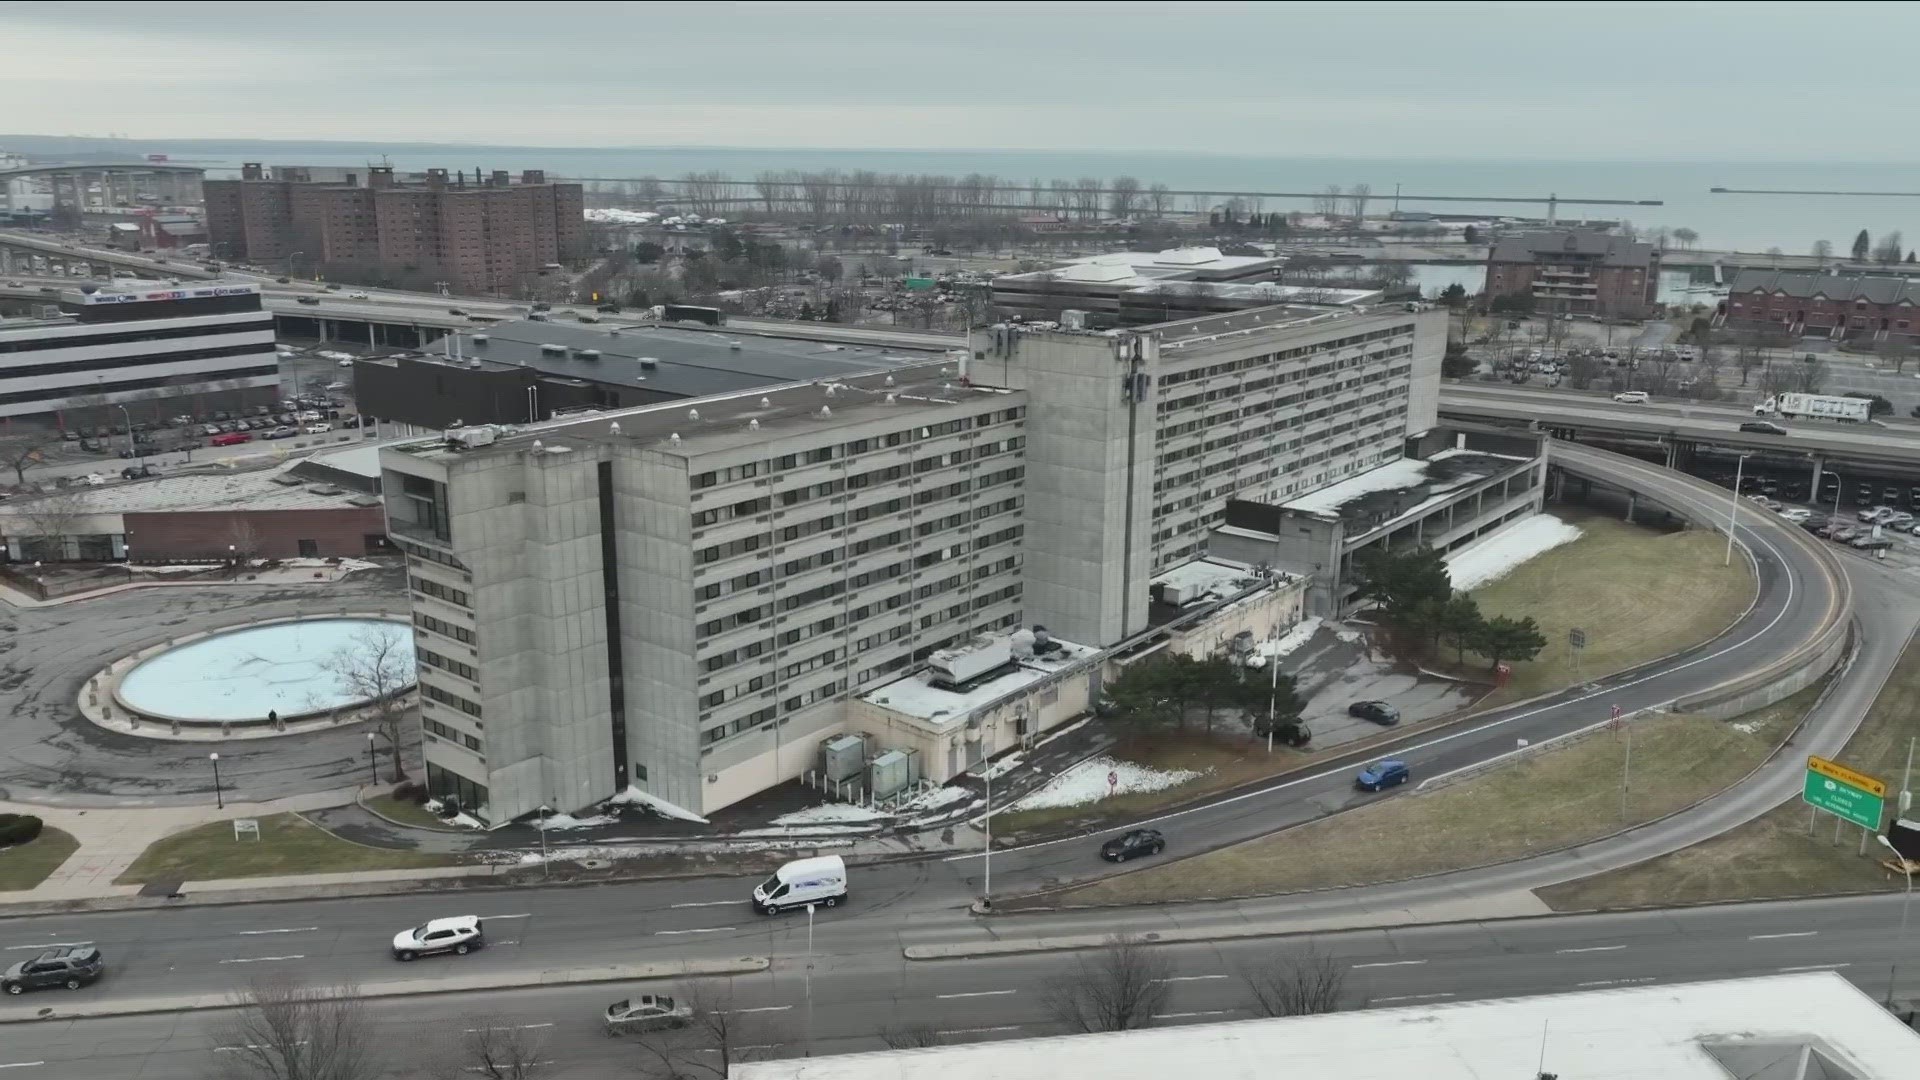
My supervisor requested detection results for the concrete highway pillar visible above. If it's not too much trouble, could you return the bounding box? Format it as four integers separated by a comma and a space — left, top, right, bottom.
318, 319, 329, 343
1625, 492, 1638, 524
1808, 455, 1825, 495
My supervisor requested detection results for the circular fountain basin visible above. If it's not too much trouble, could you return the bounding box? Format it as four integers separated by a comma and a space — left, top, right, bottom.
115, 617, 415, 724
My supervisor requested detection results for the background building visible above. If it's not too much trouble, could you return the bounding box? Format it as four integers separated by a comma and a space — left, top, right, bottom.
1723, 269, 1920, 343
204, 164, 586, 294
992, 246, 1284, 323
1484, 229, 1659, 319
0, 282, 278, 420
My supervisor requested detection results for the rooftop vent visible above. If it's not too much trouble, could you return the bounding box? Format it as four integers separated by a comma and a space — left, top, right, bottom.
759, 397, 771, 408
884, 393, 897, 404
531, 439, 543, 452
817, 405, 832, 418
609, 421, 622, 436
539, 343, 565, 354
472, 333, 489, 343
884, 374, 895, 386
638, 356, 658, 369
575, 348, 601, 359
669, 432, 681, 445
687, 408, 700, 421
748, 419, 760, 430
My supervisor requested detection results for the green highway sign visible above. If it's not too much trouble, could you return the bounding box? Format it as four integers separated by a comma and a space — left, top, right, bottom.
1802, 755, 1887, 831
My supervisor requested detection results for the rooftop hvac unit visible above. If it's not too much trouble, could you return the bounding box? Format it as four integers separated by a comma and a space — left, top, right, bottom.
472, 333, 489, 343
927, 635, 1014, 689
638, 356, 659, 369
574, 348, 601, 359
821, 734, 866, 784
1060, 309, 1087, 331
446, 425, 498, 450
539, 343, 565, 354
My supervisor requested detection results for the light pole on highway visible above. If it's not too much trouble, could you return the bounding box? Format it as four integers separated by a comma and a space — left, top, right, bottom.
1821, 469, 1844, 520
1724, 453, 1750, 567
982, 756, 994, 908
1879, 833, 1913, 1005
286, 251, 305, 279
803, 901, 816, 1057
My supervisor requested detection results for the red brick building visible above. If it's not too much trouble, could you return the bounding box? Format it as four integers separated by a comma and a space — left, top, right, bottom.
1484, 230, 1659, 319
204, 164, 585, 293
1722, 270, 1920, 342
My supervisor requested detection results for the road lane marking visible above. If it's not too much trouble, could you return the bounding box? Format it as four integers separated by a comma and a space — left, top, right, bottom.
936, 1025, 1023, 1036
1373, 993, 1455, 1004
1750, 931, 1819, 940
936, 989, 1017, 999
654, 928, 735, 936
700, 1045, 779, 1054
462, 1024, 552, 1032
1153, 1010, 1235, 1019
219, 955, 306, 964
1779, 963, 1850, 972
1154, 974, 1229, 983
727, 1006, 793, 1014
216, 1042, 307, 1052
670, 900, 739, 908
483, 913, 534, 919
1352, 960, 1427, 969
1578, 978, 1656, 988
237, 927, 318, 936
0, 1065, 43, 1071
1556, 945, 1627, 954
3, 942, 89, 950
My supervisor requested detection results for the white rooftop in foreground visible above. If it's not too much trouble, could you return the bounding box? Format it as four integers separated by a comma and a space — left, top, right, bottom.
1151, 556, 1264, 606
860, 637, 1097, 726
1282, 447, 1528, 517
733, 974, 1920, 1080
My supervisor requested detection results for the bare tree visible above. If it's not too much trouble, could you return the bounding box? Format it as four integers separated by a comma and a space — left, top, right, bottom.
1345, 183, 1373, 225
210, 977, 375, 1080
1798, 355, 1830, 393
1039, 934, 1173, 1033
12, 486, 93, 562
1313, 184, 1343, 217
879, 1023, 946, 1048
326, 624, 414, 781
1241, 946, 1348, 1017
1672, 227, 1700, 249
1146, 183, 1173, 219
1812, 238, 1833, 267
424, 1017, 551, 1080
226, 518, 262, 567
1875, 230, 1906, 264
1108, 175, 1141, 221
0, 432, 64, 486
1564, 352, 1604, 390
627, 981, 784, 1079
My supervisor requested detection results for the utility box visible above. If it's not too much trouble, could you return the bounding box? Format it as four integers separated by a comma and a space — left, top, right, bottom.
868, 748, 921, 800
820, 734, 867, 784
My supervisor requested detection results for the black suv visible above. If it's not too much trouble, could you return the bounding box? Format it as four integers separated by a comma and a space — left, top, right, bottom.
2, 946, 104, 994
1348, 700, 1401, 726
1099, 828, 1165, 862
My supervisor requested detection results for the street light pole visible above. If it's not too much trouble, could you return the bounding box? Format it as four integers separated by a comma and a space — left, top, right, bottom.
1881, 834, 1914, 1005
209, 752, 223, 810
114, 404, 134, 459
1724, 453, 1748, 567
803, 902, 816, 1057
982, 759, 993, 906
365, 731, 378, 787
536, 804, 551, 880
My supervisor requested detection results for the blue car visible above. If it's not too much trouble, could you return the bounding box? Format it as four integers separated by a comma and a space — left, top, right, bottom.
1356, 759, 1410, 792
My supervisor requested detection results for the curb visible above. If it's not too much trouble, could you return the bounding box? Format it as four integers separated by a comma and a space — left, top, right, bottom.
0, 956, 770, 1024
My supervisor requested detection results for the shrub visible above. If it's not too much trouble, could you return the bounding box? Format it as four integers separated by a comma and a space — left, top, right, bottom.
0, 814, 44, 845
391, 780, 426, 804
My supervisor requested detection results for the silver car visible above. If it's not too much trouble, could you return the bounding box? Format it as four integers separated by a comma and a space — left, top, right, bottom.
604, 993, 691, 1036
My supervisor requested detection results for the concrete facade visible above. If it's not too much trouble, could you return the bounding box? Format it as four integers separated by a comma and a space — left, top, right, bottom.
968, 305, 1443, 646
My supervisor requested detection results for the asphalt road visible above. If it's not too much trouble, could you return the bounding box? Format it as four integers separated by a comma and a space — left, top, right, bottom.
0, 566, 416, 806
7, 894, 1920, 1078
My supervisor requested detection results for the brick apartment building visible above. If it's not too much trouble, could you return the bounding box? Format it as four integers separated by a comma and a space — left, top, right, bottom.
1722, 269, 1920, 343
204, 164, 585, 294
1484, 229, 1659, 319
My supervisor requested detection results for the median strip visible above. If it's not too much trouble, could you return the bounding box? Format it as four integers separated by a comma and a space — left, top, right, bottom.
0, 956, 770, 1024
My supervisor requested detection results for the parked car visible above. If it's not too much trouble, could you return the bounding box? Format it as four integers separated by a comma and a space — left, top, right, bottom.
2, 947, 105, 995
1356, 759, 1412, 792
1799, 514, 1831, 532
1883, 512, 1915, 529
1850, 535, 1894, 551
1348, 700, 1400, 726
61, 430, 80, 442
1858, 506, 1892, 523
275, 276, 291, 283
1100, 828, 1166, 862
120, 465, 155, 480
265, 426, 298, 440
337, 358, 354, 368
209, 432, 253, 447
1612, 391, 1650, 404
391, 915, 483, 961
296, 295, 320, 305
1739, 421, 1787, 436
447, 307, 468, 316
605, 993, 692, 1036
303, 423, 332, 434
325, 381, 348, 391
1778, 508, 1812, 523
347, 291, 369, 299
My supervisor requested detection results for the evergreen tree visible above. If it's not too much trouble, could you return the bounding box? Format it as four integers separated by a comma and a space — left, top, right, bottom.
1853, 229, 1872, 262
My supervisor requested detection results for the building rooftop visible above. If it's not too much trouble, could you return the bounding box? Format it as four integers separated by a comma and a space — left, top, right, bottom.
733, 974, 1920, 1080
392, 361, 997, 464
1283, 447, 1527, 520
1151, 556, 1267, 607
1127, 280, 1384, 307
995, 246, 1283, 291
383, 319, 952, 402
859, 634, 1098, 728
0, 461, 378, 516
1489, 228, 1657, 268
1730, 269, 1920, 306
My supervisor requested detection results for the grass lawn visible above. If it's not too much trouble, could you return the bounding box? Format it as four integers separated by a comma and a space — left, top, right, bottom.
1038, 679, 1824, 908
1539, 637, 1920, 911
0, 826, 80, 892
1465, 511, 1756, 705
363, 794, 455, 831
115, 813, 459, 885
993, 733, 1306, 836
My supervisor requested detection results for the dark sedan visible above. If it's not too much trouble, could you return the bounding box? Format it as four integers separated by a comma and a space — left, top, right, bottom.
1099, 828, 1165, 862
1348, 700, 1400, 726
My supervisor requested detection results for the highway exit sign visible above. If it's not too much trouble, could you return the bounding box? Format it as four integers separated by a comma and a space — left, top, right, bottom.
1802, 755, 1887, 831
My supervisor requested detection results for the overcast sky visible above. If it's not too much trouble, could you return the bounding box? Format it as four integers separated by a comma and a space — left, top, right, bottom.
7, 1, 1917, 160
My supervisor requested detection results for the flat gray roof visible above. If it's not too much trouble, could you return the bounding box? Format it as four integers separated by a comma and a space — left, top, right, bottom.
398, 319, 951, 400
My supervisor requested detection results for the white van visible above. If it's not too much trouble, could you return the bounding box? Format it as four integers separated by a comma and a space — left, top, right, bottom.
752, 855, 847, 915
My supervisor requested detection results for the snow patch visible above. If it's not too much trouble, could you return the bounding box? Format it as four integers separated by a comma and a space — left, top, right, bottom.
534, 812, 619, 831
1332, 625, 1364, 644
731, 824, 882, 838
512, 838, 854, 866
1246, 618, 1325, 667
970, 751, 1025, 782
447, 812, 484, 830
131, 563, 223, 576
1032, 715, 1094, 750
1730, 719, 1761, 735
1447, 513, 1585, 591
1003, 756, 1200, 813
608, 785, 709, 823
771, 804, 891, 827
897, 785, 974, 814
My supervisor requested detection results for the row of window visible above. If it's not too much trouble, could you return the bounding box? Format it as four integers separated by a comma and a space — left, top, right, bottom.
413, 611, 476, 646
421, 681, 483, 718
411, 575, 470, 608
423, 717, 483, 753
689, 408, 1026, 489
417, 646, 477, 682
1156, 326, 1411, 388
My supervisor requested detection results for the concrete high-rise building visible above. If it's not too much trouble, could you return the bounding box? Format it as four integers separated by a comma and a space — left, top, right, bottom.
381, 302, 1449, 825
204, 164, 585, 293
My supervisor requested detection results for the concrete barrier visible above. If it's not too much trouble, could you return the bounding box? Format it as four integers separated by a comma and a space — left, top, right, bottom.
0, 955, 769, 1024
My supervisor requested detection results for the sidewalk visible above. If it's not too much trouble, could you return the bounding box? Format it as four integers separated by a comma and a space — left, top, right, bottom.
1, 787, 359, 901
